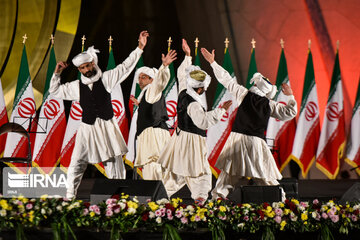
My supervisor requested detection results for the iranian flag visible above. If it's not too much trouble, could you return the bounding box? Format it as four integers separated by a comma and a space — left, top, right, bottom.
59, 101, 82, 173
0, 79, 9, 155
266, 47, 297, 171
32, 45, 66, 174
125, 56, 144, 168
316, 51, 346, 179
345, 78, 360, 175
291, 49, 320, 177
4, 44, 37, 173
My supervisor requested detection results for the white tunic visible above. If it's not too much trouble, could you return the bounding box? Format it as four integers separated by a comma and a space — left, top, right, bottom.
49, 47, 143, 164
158, 56, 225, 177
134, 64, 172, 167
210, 61, 297, 181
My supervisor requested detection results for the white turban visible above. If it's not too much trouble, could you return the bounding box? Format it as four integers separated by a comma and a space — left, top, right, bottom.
250, 72, 277, 99
134, 66, 158, 83
185, 65, 211, 111
72, 46, 100, 67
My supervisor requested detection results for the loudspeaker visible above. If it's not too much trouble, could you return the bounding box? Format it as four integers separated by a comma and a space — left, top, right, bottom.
90, 179, 168, 204
279, 178, 298, 199
339, 182, 360, 204
241, 186, 282, 204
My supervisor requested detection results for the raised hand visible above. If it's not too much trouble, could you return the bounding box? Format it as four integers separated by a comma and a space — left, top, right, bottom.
220, 100, 232, 111
182, 39, 191, 56
281, 83, 293, 96
54, 61, 68, 74
201, 48, 215, 64
162, 49, 177, 66
138, 30, 149, 50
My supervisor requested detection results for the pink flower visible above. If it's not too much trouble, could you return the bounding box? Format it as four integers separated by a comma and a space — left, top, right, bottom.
167, 214, 174, 220
175, 210, 183, 218
321, 212, 328, 219
106, 209, 113, 217
155, 209, 162, 217
181, 217, 188, 224
351, 215, 358, 222
26, 203, 33, 210
83, 209, 89, 216
195, 215, 201, 222
313, 199, 319, 205
274, 215, 282, 224
114, 207, 121, 214
106, 198, 115, 205
160, 208, 166, 213
166, 209, 172, 215
243, 216, 249, 221
330, 215, 339, 223
275, 208, 283, 216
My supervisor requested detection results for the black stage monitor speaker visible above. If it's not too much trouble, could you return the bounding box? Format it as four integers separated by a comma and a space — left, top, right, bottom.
241, 186, 282, 204
339, 182, 360, 204
90, 179, 168, 204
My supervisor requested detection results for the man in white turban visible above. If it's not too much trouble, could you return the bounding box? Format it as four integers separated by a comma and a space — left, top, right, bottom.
50, 31, 149, 199
201, 47, 297, 201
158, 39, 231, 204
130, 49, 177, 180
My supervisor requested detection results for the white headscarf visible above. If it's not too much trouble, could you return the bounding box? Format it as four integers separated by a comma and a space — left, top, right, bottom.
250, 72, 277, 99
185, 65, 211, 110
134, 66, 159, 102
72, 46, 102, 85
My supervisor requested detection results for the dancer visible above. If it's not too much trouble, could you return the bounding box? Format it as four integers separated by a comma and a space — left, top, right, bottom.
159, 39, 231, 203
130, 50, 177, 180
50, 31, 149, 198
201, 47, 297, 201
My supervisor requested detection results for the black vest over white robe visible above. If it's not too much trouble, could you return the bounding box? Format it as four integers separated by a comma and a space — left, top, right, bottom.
136, 90, 169, 137
231, 91, 271, 140
177, 90, 206, 137
79, 79, 114, 125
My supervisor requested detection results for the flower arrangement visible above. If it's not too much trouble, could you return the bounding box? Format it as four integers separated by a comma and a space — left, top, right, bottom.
0, 194, 359, 240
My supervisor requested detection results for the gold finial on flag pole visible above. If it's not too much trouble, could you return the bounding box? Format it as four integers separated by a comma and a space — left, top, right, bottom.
167, 37, 172, 52
108, 35, 113, 46
81, 35, 86, 51
22, 34, 28, 44
251, 38, 256, 48
194, 37, 199, 48
224, 38, 229, 49
280, 38, 285, 49
308, 39, 311, 49
50, 34, 55, 45
336, 40, 340, 50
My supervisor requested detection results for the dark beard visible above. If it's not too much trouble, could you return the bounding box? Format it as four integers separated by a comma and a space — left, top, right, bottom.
84, 69, 97, 78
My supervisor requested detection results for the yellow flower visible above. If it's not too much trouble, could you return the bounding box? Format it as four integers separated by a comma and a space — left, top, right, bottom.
279, 203, 285, 208
266, 206, 272, 212
291, 199, 299, 205
304, 221, 308, 225
301, 212, 308, 221
40, 195, 48, 201
148, 202, 159, 212
90, 212, 95, 217
284, 209, 290, 215
121, 193, 129, 199
127, 201, 138, 209
0, 200, 9, 210
190, 215, 195, 222
171, 198, 182, 208
208, 201, 214, 208
280, 220, 286, 231
219, 206, 227, 212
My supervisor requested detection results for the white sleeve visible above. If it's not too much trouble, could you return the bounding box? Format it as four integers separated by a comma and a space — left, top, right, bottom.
187, 102, 226, 130
269, 95, 298, 121
177, 56, 192, 92
48, 73, 80, 101
210, 61, 248, 105
145, 64, 170, 103
102, 47, 143, 92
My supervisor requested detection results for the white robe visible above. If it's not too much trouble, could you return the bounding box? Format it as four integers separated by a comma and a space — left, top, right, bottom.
49, 47, 143, 164
210, 61, 297, 181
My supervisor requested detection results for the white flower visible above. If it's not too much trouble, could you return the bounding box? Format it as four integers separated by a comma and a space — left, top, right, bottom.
0, 209, 6, 217
119, 202, 126, 210
149, 211, 155, 219
156, 216, 162, 223
41, 208, 46, 215
47, 209, 52, 215
156, 198, 169, 205
238, 223, 245, 229
56, 205, 62, 211
62, 202, 69, 207
128, 208, 136, 214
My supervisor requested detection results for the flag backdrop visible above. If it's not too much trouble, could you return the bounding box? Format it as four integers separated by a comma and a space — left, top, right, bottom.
207, 47, 238, 177
32, 45, 66, 174
0, 79, 9, 155
266, 48, 297, 171
4, 45, 37, 173
291, 49, 320, 177
345, 78, 360, 175
316, 51, 346, 179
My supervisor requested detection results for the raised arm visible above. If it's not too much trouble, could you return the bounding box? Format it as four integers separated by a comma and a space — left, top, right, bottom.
177, 39, 192, 92
49, 61, 80, 101
187, 100, 232, 130
103, 31, 149, 91
201, 48, 248, 105
269, 83, 297, 121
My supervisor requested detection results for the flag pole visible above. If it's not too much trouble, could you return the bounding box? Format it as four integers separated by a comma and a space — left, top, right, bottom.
108, 35, 113, 53
194, 37, 199, 56
280, 38, 285, 49
22, 34, 28, 44
81, 35, 86, 52
224, 37, 229, 54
